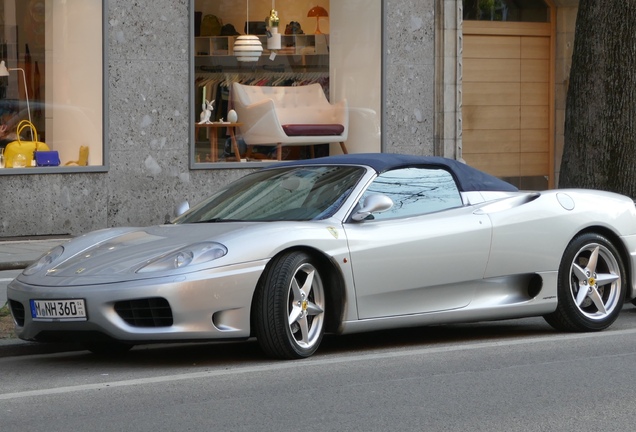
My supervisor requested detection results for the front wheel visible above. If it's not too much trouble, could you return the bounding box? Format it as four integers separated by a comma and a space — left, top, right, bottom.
254, 252, 326, 359
544, 233, 625, 332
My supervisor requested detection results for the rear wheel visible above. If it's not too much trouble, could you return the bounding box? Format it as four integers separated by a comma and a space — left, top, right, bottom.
254, 251, 326, 359
544, 233, 625, 331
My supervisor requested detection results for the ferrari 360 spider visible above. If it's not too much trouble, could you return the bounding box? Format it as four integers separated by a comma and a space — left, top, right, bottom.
7, 154, 636, 359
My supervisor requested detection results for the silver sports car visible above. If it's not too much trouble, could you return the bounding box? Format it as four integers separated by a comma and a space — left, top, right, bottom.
7, 154, 636, 359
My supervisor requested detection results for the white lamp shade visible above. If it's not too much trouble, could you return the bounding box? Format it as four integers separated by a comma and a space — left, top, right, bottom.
234, 35, 263, 62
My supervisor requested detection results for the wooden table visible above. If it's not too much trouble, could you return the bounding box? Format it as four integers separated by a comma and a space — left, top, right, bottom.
194, 122, 243, 162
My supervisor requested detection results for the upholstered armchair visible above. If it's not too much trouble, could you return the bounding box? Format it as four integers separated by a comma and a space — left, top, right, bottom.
232, 82, 349, 160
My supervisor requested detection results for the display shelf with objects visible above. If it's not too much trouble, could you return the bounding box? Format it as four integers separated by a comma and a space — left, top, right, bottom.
193, 33, 331, 163
195, 34, 328, 58
194, 34, 329, 75
192, 2, 342, 165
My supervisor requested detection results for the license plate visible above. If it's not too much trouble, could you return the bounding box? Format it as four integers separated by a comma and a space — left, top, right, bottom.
30, 299, 87, 321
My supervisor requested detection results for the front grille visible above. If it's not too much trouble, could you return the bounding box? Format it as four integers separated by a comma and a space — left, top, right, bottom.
9, 300, 25, 326
114, 298, 173, 327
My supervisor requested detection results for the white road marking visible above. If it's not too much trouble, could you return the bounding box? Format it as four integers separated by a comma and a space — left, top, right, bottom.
3, 327, 636, 401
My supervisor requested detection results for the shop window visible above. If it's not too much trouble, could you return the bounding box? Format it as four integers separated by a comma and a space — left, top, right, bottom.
0, 0, 104, 173
191, 0, 382, 167
463, 0, 549, 22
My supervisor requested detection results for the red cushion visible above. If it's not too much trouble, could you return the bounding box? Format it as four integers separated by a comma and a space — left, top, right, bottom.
282, 124, 345, 136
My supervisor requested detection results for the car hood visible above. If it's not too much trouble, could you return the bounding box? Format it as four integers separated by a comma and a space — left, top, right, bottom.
17, 223, 302, 286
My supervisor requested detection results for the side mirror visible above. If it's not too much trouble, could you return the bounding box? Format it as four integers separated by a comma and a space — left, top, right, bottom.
175, 201, 190, 216
351, 194, 393, 222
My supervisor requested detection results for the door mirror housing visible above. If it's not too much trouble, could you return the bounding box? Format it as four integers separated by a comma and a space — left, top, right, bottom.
351, 194, 393, 221
175, 201, 190, 216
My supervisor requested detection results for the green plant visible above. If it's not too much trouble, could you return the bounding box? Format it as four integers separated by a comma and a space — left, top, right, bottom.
0, 303, 10, 317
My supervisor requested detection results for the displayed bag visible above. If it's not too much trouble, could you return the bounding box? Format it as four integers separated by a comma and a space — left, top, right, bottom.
194, 11, 202, 36
3, 120, 50, 168
200, 14, 223, 36
284, 21, 304, 35
220, 23, 240, 36
64, 145, 89, 166
34, 150, 61, 167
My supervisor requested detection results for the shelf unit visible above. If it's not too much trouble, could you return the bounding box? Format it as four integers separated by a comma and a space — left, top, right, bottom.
194, 34, 329, 57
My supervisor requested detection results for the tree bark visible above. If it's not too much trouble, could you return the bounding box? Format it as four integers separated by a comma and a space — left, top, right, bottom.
559, 0, 636, 197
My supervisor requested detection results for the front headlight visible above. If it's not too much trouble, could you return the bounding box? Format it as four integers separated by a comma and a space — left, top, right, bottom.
23, 246, 65, 276
136, 242, 228, 273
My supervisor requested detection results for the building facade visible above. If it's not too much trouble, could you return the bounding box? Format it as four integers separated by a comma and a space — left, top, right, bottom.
0, 0, 578, 238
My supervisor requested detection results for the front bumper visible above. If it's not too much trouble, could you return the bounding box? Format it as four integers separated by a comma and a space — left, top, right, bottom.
6, 260, 266, 343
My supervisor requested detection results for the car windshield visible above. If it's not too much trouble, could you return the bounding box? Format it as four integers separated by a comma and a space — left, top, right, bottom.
174, 166, 365, 223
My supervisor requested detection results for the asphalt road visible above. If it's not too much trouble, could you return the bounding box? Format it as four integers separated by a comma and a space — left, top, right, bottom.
2, 306, 636, 432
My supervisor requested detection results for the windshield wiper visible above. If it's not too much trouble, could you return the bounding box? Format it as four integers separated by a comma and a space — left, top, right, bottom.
193, 218, 244, 223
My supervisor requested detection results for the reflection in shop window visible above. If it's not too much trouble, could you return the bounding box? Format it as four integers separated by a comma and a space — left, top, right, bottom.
0, 0, 103, 171
463, 0, 549, 23
192, 0, 382, 166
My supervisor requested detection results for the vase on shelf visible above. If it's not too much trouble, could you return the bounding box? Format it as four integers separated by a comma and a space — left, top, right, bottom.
267, 9, 281, 51
268, 26, 281, 50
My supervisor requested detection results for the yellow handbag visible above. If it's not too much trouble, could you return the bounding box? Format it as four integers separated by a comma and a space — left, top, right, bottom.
4, 120, 50, 168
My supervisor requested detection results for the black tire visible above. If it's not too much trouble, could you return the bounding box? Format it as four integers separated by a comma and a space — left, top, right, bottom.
84, 341, 134, 356
544, 233, 625, 332
254, 251, 326, 359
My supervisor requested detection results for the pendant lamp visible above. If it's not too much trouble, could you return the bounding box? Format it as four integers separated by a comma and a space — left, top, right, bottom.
235, 0, 263, 62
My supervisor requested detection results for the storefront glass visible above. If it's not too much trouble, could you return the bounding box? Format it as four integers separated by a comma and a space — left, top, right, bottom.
463, 0, 549, 22
0, 0, 104, 173
192, 0, 382, 167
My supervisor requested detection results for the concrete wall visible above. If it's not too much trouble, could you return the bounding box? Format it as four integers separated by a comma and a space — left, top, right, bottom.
0, 0, 438, 238
383, 0, 436, 156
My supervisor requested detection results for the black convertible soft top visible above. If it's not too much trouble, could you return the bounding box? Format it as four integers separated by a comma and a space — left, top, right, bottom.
272, 153, 518, 192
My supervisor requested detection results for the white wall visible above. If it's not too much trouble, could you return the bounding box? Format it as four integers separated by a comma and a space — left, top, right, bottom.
330, 0, 382, 153
46, 0, 103, 165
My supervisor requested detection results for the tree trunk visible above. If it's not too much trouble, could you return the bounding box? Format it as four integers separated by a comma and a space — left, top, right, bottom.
559, 0, 636, 197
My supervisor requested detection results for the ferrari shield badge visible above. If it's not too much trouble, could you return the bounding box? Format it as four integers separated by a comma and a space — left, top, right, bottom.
327, 226, 339, 239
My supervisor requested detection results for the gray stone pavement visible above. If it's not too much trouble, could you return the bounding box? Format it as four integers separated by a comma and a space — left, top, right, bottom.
0, 237, 71, 271
0, 237, 84, 357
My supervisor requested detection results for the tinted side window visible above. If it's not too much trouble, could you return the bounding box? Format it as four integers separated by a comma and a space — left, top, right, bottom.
361, 168, 463, 220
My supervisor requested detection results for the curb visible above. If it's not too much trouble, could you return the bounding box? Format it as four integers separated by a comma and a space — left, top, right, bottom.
0, 260, 32, 271
0, 339, 85, 358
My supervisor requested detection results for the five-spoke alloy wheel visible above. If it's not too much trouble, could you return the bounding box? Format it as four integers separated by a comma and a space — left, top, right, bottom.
254, 251, 326, 359
545, 233, 625, 331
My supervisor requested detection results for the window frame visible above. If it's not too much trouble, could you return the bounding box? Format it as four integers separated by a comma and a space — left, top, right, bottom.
0, 0, 108, 176
188, 0, 386, 170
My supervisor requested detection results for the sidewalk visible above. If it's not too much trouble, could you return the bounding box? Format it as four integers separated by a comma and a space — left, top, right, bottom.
1, 236, 84, 357
0, 236, 71, 271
